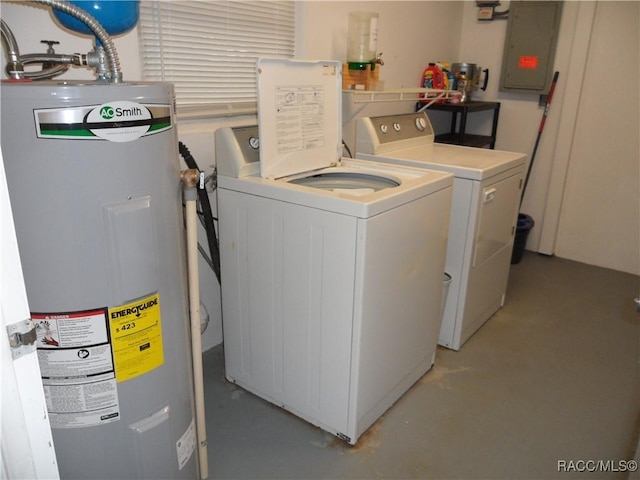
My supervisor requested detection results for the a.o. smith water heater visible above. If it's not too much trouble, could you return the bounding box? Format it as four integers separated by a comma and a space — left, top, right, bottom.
1, 81, 199, 479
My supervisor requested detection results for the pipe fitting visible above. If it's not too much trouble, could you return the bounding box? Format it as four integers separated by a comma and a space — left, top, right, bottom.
181, 169, 201, 189
84, 46, 110, 82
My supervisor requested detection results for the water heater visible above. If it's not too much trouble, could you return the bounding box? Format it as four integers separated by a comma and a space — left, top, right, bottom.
1, 81, 199, 479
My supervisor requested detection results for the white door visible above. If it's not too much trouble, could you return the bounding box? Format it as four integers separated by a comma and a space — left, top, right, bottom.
540, 1, 639, 275
0, 150, 59, 480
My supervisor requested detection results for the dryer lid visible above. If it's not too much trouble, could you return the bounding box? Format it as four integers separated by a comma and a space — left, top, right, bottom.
257, 59, 343, 179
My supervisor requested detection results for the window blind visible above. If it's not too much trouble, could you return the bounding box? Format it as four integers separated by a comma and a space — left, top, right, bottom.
138, 0, 296, 117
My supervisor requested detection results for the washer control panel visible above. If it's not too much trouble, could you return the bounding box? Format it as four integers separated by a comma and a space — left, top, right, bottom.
215, 125, 261, 178
366, 113, 435, 144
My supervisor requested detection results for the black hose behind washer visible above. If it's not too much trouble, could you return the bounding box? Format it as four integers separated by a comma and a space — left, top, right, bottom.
179, 141, 221, 284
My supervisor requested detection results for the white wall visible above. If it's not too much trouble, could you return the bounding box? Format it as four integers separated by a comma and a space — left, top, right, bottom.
298, 1, 462, 89
297, 0, 463, 154
552, 2, 639, 274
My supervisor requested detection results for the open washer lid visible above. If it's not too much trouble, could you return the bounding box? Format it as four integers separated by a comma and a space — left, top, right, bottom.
257, 59, 343, 179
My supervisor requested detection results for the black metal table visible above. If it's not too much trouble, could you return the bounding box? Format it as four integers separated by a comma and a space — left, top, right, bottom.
427, 101, 501, 149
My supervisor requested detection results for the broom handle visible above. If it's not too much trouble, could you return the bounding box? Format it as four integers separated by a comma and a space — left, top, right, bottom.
521, 71, 560, 205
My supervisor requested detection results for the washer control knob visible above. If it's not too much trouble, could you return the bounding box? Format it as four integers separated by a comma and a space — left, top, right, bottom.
380, 124, 388, 134
415, 117, 427, 131
249, 136, 260, 149
393, 122, 401, 132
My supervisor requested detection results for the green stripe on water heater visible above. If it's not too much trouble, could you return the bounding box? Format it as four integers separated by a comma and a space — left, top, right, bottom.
149, 121, 171, 132
39, 129, 98, 137
38, 121, 171, 138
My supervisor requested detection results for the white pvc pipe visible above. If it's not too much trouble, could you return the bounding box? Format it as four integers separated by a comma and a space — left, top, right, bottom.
184, 185, 209, 479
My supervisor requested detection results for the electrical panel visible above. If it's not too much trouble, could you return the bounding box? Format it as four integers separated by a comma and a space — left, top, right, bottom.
499, 1, 563, 94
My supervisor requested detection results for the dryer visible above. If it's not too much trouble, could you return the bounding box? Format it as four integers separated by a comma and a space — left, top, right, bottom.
215, 60, 453, 444
356, 112, 527, 351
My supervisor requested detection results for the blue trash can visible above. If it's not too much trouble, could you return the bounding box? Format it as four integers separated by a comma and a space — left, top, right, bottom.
511, 213, 534, 264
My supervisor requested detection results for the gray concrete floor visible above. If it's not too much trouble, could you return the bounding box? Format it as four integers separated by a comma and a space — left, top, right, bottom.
203, 252, 639, 479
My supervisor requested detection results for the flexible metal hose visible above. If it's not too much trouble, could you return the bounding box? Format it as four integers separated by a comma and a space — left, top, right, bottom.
19, 52, 74, 80
20, 53, 81, 65
1, 19, 25, 79
22, 63, 70, 80
1, 19, 20, 62
31, 0, 122, 82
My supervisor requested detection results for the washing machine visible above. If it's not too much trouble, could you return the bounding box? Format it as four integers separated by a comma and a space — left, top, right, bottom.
356, 112, 527, 351
215, 59, 453, 444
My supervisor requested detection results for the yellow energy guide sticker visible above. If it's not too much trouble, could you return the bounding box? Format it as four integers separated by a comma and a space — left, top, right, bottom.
109, 293, 164, 382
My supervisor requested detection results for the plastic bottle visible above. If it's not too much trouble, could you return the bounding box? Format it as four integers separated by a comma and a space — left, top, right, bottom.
422, 63, 445, 90
436, 62, 451, 90
446, 71, 457, 91
347, 12, 379, 70
457, 74, 468, 102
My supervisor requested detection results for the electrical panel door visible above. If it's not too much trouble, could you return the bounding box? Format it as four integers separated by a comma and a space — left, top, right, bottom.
499, 1, 563, 94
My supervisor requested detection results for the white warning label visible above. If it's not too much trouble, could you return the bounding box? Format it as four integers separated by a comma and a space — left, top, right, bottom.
176, 418, 196, 470
34, 308, 120, 428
